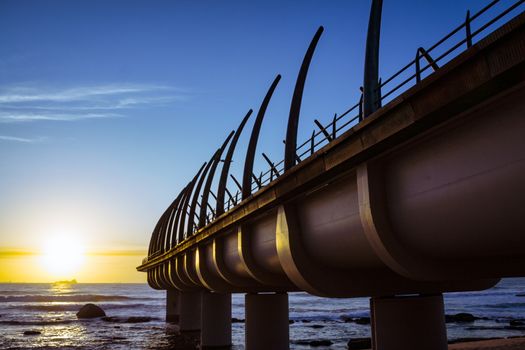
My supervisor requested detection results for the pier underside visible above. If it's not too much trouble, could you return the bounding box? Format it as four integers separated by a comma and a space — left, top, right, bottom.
138, 6, 525, 350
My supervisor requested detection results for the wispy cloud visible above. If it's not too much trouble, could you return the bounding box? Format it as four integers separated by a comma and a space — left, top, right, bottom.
0, 96, 181, 111
0, 112, 120, 123
0, 135, 47, 143
0, 84, 176, 103
0, 83, 189, 123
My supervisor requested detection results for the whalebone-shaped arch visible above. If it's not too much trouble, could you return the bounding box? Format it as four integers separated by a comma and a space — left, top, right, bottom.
163, 185, 188, 251
185, 141, 229, 237
215, 109, 253, 216
198, 131, 235, 228
363, 0, 383, 118
242, 74, 282, 200
175, 162, 207, 244
284, 26, 324, 171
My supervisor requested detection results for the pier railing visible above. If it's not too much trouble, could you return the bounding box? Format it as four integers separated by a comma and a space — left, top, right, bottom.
147, 0, 524, 260
206, 0, 524, 226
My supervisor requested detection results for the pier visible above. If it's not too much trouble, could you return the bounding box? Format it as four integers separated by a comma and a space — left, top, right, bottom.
138, 1, 525, 349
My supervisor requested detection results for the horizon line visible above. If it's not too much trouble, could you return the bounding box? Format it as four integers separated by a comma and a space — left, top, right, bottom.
0, 248, 147, 257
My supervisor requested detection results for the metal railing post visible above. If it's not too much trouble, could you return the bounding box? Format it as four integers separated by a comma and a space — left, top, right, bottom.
466, 10, 473, 48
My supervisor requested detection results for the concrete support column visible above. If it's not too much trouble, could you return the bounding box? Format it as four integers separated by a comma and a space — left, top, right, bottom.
245, 292, 289, 350
166, 289, 181, 323
179, 291, 203, 333
201, 291, 232, 349
370, 294, 447, 350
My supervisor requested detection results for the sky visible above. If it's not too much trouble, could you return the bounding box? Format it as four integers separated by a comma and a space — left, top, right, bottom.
0, 0, 517, 282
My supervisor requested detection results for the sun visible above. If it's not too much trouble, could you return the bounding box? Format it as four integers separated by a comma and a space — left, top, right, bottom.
40, 234, 85, 279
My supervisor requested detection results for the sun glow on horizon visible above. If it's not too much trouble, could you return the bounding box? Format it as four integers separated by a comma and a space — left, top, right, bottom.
40, 234, 85, 280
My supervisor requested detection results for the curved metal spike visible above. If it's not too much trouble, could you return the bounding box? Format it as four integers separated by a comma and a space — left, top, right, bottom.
284, 26, 324, 171
230, 174, 242, 192
171, 186, 190, 247
314, 119, 332, 142
185, 149, 221, 237
150, 194, 179, 255
148, 208, 168, 255
224, 187, 235, 205
156, 188, 187, 254
148, 208, 164, 256
262, 152, 279, 179
216, 109, 253, 216
156, 205, 174, 253
252, 172, 262, 189
162, 205, 179, 252
242, 74, 281, 199
363, 0, 383, 117
164, 186, 188, 251
149, 182, 192, 255
198, 131, 235, 228
176, 162, 207, 244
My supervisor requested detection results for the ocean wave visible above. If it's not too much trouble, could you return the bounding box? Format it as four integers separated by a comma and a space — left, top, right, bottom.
0, 290, 27, 295
0, 319, 75, 326
483, 302, 525, 309
15, 303, 149, 312
0, 294, 140, 303
288, 315, 349, 322
289, 307, 360, 313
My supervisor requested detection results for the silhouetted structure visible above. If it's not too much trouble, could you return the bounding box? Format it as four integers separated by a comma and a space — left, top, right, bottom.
138, 1, 525, 349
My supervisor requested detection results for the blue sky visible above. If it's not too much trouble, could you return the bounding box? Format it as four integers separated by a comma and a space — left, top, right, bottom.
0, 0, 518, 256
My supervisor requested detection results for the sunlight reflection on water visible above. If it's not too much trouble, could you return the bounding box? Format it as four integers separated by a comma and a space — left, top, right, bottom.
0, 281, 524, 349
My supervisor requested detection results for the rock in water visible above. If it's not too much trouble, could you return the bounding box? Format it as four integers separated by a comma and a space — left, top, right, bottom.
101, 316, 152, 323
126, 316, 152, 323
23, 330, 41, 336
295, 340, 333, 347
445, 313, 477, 323
309, 324, 325, 329
76, 303, 106, 319
340, 316, 371, 324
347, 338, 372, 349
354, 317, 371, 325
101, 316, 120, 323
309, 340, 333, 346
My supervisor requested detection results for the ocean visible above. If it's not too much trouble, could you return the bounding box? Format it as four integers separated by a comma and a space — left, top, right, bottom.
0, 279, 524, 349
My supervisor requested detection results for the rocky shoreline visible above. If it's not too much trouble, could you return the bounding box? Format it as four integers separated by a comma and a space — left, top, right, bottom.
14, 304, 525, 349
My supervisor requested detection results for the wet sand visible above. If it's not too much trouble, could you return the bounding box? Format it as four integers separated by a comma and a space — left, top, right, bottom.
353, 338, 525, 350
449, 337, 525, 350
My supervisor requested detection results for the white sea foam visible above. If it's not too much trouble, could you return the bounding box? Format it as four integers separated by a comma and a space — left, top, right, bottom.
0, 280, 523, 349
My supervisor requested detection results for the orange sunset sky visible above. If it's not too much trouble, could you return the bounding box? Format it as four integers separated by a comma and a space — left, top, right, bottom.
0, 0, 488, 283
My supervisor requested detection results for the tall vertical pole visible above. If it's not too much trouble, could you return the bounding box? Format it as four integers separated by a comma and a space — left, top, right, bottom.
166, 289, 181, 323
245, 292, 289, 350
179, 291, 203, 334
370, 294, 447, 350
201, 291, 232, 349
363, 0, 383, 118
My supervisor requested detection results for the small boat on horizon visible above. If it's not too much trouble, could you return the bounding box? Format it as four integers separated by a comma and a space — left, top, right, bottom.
52, 279, 77, 285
